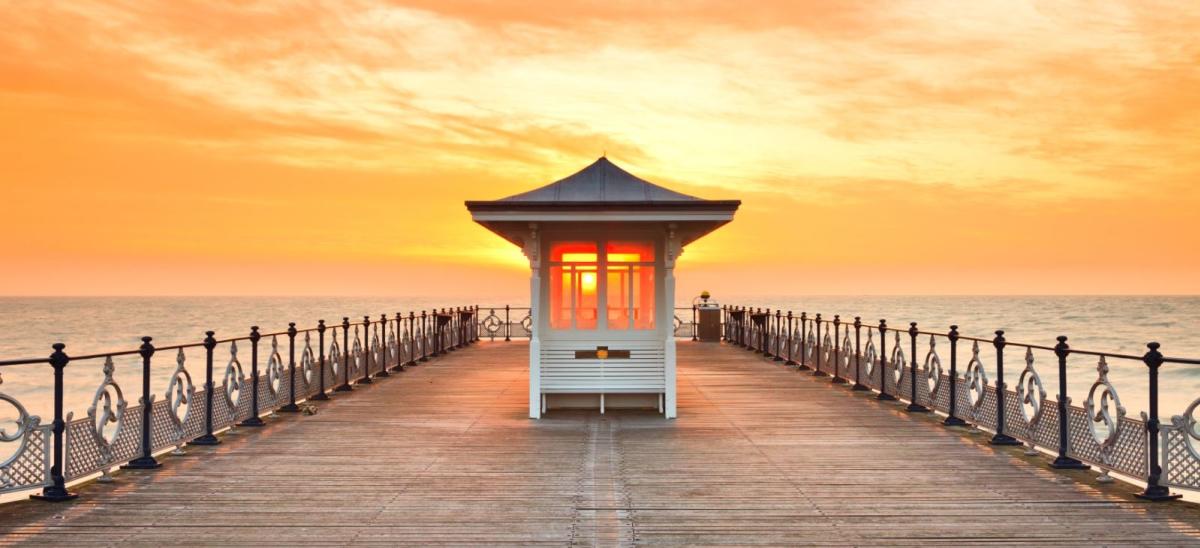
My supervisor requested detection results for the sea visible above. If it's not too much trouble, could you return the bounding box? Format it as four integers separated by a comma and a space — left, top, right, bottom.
0, 295, 1197, 447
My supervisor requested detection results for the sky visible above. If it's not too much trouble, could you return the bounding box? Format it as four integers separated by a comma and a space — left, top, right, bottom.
1, 0, 1198, 298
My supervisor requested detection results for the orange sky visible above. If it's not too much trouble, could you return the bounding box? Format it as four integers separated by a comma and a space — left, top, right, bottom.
2, 1, 1198, 297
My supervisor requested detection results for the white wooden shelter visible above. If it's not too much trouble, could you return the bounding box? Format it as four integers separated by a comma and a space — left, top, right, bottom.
466, 158, 739, 418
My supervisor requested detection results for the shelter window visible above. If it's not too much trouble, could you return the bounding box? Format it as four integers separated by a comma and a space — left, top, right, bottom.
549, 242, 598, 330
605, 241, 655, 330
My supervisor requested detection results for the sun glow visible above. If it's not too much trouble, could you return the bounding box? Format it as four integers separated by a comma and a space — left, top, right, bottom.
1, 1, 1198, 296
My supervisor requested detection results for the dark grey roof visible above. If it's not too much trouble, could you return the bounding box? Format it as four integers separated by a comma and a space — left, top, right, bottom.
498, 157, 702, 203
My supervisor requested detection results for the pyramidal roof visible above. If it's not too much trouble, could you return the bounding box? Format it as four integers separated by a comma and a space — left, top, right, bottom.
498, 157, 702, 203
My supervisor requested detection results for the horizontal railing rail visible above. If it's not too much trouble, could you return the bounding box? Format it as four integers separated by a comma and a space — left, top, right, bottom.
720, 304, 1200, 502
0, 305, 480, 502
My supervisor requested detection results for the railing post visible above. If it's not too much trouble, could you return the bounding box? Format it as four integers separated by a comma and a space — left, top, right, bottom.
877, 320, 895, 401
376, 314, 391, 378
832, 315, 847, 383
189, 332, 221, 445
906, 322, 929, 412
278, 323, 300, 412
393, 313, 407, 372
32, 343, 78, 501
852, 317, 868, 391
239, 327, 266, 426
124, 336, 163, 467
420, 311, 430, 362
943, 326, 966, 426
989, 330, 1018, 442
313, 320, 330, 400
358, 316, 374, 384
1137, 342, 1181, 500
336, 318, 353, 391
1050, 336, 1087, 468
691, 305, 698, 342
504, 305, 511, 342
798, 312, 808, 370
812, 314, 825, 377
777, 309, 787, 362
785, 312, 797, 366
406, 312, 418, 366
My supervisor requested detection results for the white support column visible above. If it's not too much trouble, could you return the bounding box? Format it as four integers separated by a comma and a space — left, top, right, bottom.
663, 226, 681, 419
524, 224, 542, 419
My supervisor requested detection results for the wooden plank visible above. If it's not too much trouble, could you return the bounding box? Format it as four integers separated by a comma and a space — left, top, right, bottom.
0, 341, 1197, 546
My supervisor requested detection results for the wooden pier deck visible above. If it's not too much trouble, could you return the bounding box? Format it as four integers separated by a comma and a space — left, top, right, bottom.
1, 341, 1198, 546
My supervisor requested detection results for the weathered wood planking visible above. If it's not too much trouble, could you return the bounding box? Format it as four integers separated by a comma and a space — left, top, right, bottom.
0, 341, 1198, 546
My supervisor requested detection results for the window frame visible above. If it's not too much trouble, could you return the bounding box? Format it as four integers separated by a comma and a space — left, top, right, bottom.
542, 235, 659, 337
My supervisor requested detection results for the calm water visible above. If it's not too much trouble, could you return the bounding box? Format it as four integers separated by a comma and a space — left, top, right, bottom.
0, 296, 1197, 437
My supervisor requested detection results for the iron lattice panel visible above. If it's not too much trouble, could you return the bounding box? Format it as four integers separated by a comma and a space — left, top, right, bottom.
0, 425, 48, 493
234, 377, 254, 422
1002, 389, 1031, 440
182, 392, 207, 440
1164, 427, 1200, 489
149, 399, 177, 452
1064, 406, 1147, 478
976, 387, 999, 430
66, 404, 145, 480
932, 373, 951, 413
211, 385, 234, 430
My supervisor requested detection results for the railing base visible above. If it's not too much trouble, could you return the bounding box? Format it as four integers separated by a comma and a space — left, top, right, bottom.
391, 364, 406, 372
876, 393, 897, 401
831, 377, 848, 385
121, 456, 162, 469
942, 416, 968, 427
189, 434, 221, 446
1050, 456, 1089, 469
797, 364, 811, 371
278, 403, 301, 413
375, 370, 391, 378
811, 370, 828, 377
906, 403, 930, 413
1136, 485, 1182, 501
773, 355, 784, 362
785, 360, 798, 366
30, 487, 77, 502
238, 417, 265, 427
851, 383, 870, 391
357, 377, 374, 385
310, 392, 330, 401
333, 384, 353, 392
989, 433, 1021, 446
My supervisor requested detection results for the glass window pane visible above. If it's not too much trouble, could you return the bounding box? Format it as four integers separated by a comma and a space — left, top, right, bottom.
606, 267, 630, 330
633, 265, 655, 329
549, 266, 570, 329
551, 241, 597, 263
576, 266, 597, 329
606, 241, 654, 263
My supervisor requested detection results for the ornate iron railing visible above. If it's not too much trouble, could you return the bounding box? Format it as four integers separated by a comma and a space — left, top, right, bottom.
472, 306, 702, 340
721, 304, 1200, 502
0, 305, 479, 502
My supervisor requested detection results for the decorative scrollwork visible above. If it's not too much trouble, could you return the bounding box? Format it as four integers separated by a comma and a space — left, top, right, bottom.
841, 329, 854, 377
164, 348, 194, 454
351, 327, 363, 376
1084, 356, 1125, 483
889, 331, 905, 388
805, 324, 816, 364
923, 335, 942, 403
673, 315, 683, 335
0, 371, 41, 490
387, 326, 399, 369
863, 330, 877, 379
481, 311, 502, 336
222, 341, 246, 416
265, 335, 284, 397
86, 356, 127, 479
520, 312, 533, 335
300, 332, 315, 385
327, 333, 341, 377
965, 341, 989, 427
821, 331, 833, 368
1017, 347, 1046, 455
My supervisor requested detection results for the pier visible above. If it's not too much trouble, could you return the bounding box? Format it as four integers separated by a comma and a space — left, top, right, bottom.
1, 335, 1200, 544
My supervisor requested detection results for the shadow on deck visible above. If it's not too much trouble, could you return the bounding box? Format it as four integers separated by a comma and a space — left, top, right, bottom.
1, 341, 1198, 545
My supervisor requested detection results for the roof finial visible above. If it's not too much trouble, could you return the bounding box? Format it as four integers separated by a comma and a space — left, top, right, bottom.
602, 148, 606, 159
